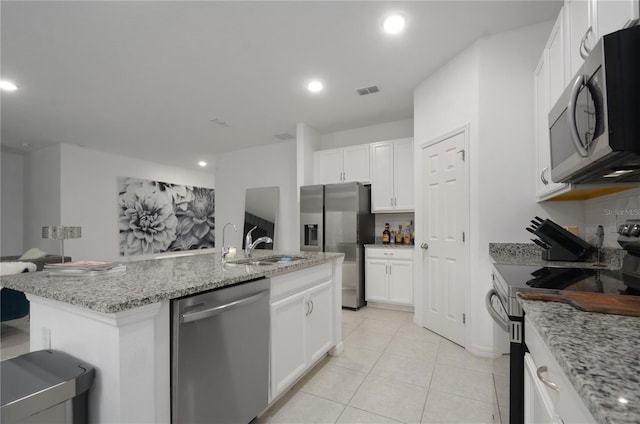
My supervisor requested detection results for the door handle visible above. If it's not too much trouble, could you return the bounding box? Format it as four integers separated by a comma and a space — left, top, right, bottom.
181, 290, 268, 323
420, 243, 429, 250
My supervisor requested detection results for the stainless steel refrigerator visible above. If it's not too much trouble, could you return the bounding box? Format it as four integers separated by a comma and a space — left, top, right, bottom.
300, 182, 374, 310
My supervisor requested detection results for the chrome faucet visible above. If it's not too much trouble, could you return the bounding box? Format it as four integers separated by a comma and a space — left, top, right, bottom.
245, 226, 273, 258
222, 222, 238, 264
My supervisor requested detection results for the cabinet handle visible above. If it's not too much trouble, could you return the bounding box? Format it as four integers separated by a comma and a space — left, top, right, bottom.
540, 168, 549, 185
309, 300, 314, 315
389, 265, 392, 275
305, 300, 311, 317
536, 366, 560, 392
386, 264, 389, 274
579, 27, 593, 60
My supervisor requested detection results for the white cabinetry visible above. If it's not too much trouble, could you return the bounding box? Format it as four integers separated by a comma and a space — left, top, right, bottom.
314, 144, 370, 184
547, 9, 567, 108
370, 138, 414, 212
365, 247, 413, 306
535, 50, 569, 200
270, 263, 334, 401
565, 0, 639, 79
524, 317, 595, 424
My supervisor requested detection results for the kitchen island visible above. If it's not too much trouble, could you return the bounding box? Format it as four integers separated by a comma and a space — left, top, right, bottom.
0, 251, 344, 423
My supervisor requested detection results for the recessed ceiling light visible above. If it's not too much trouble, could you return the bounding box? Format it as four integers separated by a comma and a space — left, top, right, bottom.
307, 80, 324, 93
0, 80, 18, 91
383, 14, 406, 34
198, 161, 207, 167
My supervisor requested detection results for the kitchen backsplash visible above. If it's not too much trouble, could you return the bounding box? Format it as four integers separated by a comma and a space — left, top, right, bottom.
584, 187, 640, 248
374, 212, 415, 244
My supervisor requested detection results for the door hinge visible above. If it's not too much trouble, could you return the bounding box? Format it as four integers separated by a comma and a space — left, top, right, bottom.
462, 313, 466, 324
462, 232, 465, 242
458, 149, 465, 161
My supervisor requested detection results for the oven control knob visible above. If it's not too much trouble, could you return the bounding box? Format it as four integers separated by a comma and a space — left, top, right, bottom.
619, 224, 627, 235
621, 224, 631, 235
631, 224, 640, 237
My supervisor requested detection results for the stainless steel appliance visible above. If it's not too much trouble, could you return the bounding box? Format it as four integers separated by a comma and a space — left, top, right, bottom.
549, 25, 640, 184
171, 279, 269, 424
487, 219, 640, 424
300, 182, 374, 309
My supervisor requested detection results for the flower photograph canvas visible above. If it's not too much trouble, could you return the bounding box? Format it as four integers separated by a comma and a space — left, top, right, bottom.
118, 177, 215, 256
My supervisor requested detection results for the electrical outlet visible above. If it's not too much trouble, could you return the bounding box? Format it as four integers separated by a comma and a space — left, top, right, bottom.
41, 327, 51, 349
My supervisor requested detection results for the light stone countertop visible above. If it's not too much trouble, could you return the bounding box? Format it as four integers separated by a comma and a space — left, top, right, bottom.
520, 299, 640, 424
489, 242, 625, 269
0, 251, 343, 314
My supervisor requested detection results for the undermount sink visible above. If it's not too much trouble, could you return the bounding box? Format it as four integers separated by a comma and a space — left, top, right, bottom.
231, 256, 306, 266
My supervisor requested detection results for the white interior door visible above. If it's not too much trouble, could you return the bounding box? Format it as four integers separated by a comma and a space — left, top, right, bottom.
420, 130, 467, 347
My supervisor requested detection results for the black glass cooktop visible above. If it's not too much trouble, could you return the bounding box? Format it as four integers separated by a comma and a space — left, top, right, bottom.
494, 264, 640, 296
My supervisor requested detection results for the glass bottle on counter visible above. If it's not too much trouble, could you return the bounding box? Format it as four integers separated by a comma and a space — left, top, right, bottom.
396, 225, 403, 244
383, 223, 391, 244
404, 222, 411, 245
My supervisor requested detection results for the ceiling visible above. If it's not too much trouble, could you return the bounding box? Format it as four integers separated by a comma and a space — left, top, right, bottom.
1, 1, 561, 171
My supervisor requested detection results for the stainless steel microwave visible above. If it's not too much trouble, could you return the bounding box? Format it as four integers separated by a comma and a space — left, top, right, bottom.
549, 25, 640, 184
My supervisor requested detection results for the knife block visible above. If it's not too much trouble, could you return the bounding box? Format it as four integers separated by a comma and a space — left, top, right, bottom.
541, 244, 587, 262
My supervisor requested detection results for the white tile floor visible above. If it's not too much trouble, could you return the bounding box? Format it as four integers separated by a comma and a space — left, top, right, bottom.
259, 307, 495, 424
0, 308, 496, 424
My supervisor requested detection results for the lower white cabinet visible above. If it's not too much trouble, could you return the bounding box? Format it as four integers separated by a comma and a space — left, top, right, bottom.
365, 247, 413, 306
524, 317, 595, 424
269, 264, 334, 401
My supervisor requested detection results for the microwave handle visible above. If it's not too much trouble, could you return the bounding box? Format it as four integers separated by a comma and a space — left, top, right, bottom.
567, 74, 589, 158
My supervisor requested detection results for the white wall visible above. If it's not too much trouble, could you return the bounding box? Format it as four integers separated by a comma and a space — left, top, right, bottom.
24, 144, 62, 254
57, 144, 214, 262
296, 123, 322, 188
320, 119, 414, 150
414, 21, 584, 356
1, 150, 25, 256
584, 188, 640, 247
214, 140, 297, 252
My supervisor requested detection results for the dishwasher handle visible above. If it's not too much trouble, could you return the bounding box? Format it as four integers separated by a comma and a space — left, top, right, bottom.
486, 289, 510, 332
181, 290, 269, 323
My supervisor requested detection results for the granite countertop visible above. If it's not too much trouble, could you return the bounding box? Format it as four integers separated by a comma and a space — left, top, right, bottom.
520, 299, 640, 424
365, 243, 415, 249
489, 242, 625, 269
0, 251, 343, 314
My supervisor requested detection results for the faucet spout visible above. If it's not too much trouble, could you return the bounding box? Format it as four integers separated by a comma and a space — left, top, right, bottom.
245, 226, 273, 257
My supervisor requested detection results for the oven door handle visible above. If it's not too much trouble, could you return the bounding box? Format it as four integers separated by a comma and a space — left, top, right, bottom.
486, 289, 510, 332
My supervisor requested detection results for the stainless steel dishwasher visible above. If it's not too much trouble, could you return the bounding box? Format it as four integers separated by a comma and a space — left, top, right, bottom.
171, 278, 269, 424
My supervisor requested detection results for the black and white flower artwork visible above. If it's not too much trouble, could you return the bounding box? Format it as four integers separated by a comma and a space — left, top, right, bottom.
117, 177, 215, 256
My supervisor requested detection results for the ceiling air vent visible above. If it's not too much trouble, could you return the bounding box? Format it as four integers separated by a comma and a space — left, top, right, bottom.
356, 85, 380, 96
274, 132, 295, 141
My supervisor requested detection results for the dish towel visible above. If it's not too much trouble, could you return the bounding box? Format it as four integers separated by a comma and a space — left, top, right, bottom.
0, 262, 37, 276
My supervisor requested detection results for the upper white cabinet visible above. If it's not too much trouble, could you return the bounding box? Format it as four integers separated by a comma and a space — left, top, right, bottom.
314, 144, 370, 184
370, 138, 414, 212
534, 0, 637, 201
565, 0, 639, 80
535, 50, 569, 200
547, 9, 567, 108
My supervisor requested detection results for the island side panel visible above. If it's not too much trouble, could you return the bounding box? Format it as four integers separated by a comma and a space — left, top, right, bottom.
27, 295, 167, 423
330, 256, 344, 355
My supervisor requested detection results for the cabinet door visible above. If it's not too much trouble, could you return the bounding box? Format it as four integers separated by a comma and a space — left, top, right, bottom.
270, 291, 308, 400
388, 259, 413, 305
566, 0, 592, 80
548, 8, 566, 108
524, 353, 563, 424
535, 52, 566, 200
393, 138, 414, 211
370, 142, 394, 212
315, 149, 344, 184
343, 144, 371, 183
307, 280, 334, 364
365, 259, 389, 302
594, 0, 639, 40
